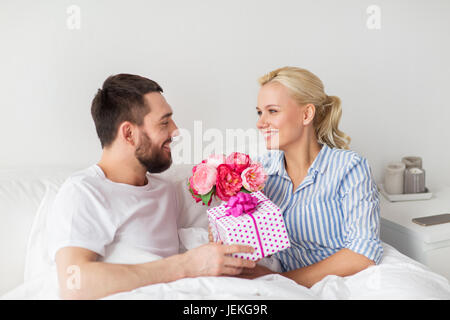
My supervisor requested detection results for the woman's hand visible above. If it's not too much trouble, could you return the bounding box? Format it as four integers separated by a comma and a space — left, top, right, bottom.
235, 264, 275, 279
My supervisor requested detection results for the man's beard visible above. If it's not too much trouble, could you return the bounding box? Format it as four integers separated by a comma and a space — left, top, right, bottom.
135, 131, 172, 174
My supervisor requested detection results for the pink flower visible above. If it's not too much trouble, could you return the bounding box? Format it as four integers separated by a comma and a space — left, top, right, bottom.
241, 163, 267, 192
188, 176, 203, 203
190, 163, 217, 195
205, 154, 225, 168
225, 152, 251, 174
215, 164, 243, 201
192, 159, 207, 173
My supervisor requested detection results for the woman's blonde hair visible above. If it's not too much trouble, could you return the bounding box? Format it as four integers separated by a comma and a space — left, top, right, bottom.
258, 66, 351, 150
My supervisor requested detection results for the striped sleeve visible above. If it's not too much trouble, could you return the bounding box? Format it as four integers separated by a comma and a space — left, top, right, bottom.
339, 155, 383, 264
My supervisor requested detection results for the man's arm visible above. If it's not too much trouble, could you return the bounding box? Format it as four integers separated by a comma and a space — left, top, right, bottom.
56, 242, 256, 300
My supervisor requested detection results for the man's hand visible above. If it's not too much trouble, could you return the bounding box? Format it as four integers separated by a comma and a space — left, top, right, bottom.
208, 225, 214, 243
183, 242, 256, 277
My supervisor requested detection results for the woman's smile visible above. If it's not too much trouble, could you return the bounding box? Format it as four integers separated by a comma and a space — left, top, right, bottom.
262, 129, 279, 141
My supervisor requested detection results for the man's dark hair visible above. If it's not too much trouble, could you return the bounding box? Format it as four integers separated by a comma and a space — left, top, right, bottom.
91, 73, 163, 148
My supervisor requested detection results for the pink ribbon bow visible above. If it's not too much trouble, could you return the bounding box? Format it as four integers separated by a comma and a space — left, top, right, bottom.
225, 192, 259, 217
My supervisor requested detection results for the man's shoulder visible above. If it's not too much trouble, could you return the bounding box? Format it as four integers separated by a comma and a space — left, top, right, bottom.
56, 165, 103, 198
147, 173, 177, 191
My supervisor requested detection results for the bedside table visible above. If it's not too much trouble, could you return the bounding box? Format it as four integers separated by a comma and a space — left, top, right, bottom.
379, 185, 450, 281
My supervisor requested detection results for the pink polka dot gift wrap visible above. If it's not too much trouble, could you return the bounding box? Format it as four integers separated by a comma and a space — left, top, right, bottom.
207, 191, 291, 261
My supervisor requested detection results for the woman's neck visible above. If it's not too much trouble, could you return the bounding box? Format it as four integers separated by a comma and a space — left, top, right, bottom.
283, 138, 322, 179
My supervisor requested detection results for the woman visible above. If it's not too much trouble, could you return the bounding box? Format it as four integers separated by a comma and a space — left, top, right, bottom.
243, 66, 383, 288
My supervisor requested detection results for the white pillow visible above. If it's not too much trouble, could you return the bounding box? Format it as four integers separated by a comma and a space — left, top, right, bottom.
24, 182, 60, 281
0, 166, 77, 295
175, 178, 218, 229
178, 227, 209, 252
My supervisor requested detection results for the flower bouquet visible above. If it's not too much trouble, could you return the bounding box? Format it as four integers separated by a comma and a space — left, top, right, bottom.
188, 152, 268, 206
189, 152, 291, 259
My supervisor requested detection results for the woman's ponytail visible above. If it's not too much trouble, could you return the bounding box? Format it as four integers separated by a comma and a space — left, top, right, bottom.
314, 95, 351, 150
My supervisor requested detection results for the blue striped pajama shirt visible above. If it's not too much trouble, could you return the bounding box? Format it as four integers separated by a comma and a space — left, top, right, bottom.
259, 143, 383, 272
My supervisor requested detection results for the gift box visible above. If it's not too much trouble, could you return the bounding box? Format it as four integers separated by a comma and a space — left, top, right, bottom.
207, 191, 291, 261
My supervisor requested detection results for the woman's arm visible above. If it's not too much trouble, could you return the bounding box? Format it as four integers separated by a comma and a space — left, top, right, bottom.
282, 248, 374, 288
238, 248, 374, 288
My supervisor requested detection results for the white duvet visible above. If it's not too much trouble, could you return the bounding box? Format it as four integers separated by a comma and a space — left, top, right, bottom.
2, 227, 450, 300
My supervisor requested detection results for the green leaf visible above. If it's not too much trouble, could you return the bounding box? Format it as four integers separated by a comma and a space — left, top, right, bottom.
187, 179, 202, 201
240, 188, 252, 194
200, 188, 214, 206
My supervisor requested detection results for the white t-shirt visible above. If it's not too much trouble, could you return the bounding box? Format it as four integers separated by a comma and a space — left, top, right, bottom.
47, 164, 180, 261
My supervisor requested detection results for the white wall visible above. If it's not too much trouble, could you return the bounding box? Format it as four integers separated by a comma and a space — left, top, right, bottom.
1, 0, 449, 188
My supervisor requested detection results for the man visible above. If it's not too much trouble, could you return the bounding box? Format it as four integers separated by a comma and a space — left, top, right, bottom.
47, 74, 255, 300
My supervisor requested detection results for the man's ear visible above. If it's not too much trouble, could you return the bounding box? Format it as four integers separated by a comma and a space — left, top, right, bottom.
118, 121, 136, 146
302, 103, 316, 126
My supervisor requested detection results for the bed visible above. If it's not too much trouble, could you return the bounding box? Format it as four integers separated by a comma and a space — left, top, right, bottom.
1, 165, 449, 300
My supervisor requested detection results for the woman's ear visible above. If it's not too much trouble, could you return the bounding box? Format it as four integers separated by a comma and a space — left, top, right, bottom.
302, 103, 316, 126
